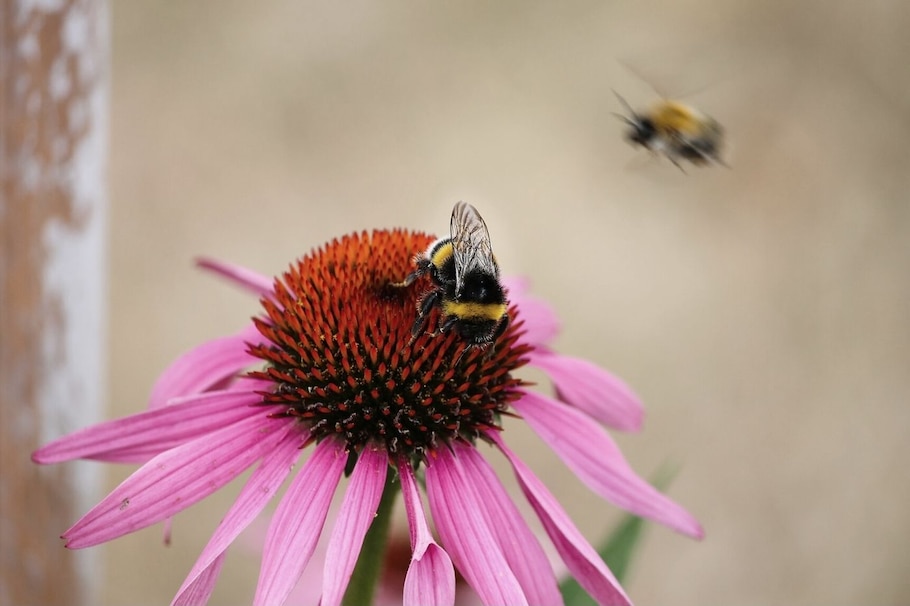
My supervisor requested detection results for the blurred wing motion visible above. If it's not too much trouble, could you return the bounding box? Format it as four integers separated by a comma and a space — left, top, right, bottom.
449, 201, 499, 293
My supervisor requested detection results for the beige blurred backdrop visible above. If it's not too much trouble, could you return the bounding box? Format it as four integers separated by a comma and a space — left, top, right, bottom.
95, 1, 910, 604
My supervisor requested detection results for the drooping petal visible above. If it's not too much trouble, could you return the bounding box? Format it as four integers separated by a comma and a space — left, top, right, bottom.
63, 412, 289, 548
513, 390, 704, 539
148, 323, 263, 410
426, 446, 528, 606
398, 456, 430, 557
404, 544, 457, 606
398, 455, 455, 606
196, 257, 274, 296
455, 442, 563, 605
172, 551, 228, 606
490, 432, 632, 606
502, 276, 561, 348
172, 427, 303, 605
527, 351, 644, 432
321, 447, 389, 606
32, 390, 262, 465
253, 438, 347, 606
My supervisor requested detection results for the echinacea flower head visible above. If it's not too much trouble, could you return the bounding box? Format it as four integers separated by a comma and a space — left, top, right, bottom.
33, 227, 703, 606
249, 230, 527, 458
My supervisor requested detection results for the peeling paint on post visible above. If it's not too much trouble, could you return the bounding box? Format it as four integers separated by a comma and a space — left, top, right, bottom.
1, 1, 108, 604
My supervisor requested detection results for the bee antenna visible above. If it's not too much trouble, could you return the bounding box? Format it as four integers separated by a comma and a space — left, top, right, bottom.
612, 89, 638, 118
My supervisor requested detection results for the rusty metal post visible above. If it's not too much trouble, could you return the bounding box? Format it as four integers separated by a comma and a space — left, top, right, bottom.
1, 0, 108, 604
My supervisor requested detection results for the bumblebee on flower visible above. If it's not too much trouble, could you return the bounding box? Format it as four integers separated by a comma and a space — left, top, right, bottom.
33, 202, 702, 606
395, 202, 510, 347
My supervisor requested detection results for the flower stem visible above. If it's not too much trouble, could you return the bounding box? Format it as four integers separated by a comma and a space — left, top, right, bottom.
342, 468, 398, 606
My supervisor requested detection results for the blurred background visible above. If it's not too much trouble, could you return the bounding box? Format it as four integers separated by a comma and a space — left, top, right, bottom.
62, 0, 910, 604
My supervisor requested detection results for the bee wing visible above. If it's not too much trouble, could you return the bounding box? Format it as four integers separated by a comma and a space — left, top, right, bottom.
449, 202, 498, 292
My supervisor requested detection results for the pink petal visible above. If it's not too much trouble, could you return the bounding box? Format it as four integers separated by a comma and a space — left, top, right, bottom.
63, 412, 291, 548
426, 446, 528, 606
172, 551, 228, 606
404, 543, 455, 606
502, 275, 561, 348
253, 438, 347, 606
171, 428, 304, 605
195, 257, 274, 297
490, 432, 632, 606
148, 323, 263, 410
398, 456, 455, 606
321, 447, 389, 606
512, 390, 704, 539
527, 351, 644, 432
455, 442, 563, 605
32, 390, 262, 464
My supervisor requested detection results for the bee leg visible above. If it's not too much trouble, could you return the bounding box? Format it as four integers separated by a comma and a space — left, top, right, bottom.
417, 290, 439, 321
410, 290, 439, 339
391, 257, 431, 288
478, 314, 511, 362
454, 344, 473, 366
391, 269, 420, 288
667, 154, 688, 174
438, 314, 459, 334
408, 315, 431, 346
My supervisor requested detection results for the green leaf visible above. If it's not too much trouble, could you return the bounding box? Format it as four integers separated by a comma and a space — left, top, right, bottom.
560, 465, 678, 606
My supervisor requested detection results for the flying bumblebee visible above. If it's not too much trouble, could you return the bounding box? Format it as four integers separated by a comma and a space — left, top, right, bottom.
614, 91, 726, 169
397, 202, 509, 347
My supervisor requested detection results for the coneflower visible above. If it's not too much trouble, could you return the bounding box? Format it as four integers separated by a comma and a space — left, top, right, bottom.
33, 227, 701, 606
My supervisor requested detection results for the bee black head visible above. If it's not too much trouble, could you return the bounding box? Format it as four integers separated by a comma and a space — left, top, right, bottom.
625, 116, 656, 147
613, 91, 656, 149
